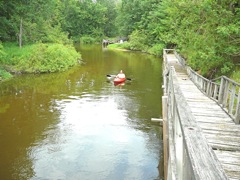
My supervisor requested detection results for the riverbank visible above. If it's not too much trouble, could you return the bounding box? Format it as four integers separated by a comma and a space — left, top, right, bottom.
0, 42, 82, 81
109, 43, 240, 83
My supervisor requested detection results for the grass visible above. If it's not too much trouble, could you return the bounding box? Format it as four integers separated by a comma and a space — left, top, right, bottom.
1, 42, 33, 65
107, 42, 131, 50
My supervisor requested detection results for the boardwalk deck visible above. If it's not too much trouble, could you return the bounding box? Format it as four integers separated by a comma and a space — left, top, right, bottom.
166, 54, 240, 180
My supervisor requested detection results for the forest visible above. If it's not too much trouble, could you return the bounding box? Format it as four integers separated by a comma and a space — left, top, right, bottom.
0, 0, 239, 81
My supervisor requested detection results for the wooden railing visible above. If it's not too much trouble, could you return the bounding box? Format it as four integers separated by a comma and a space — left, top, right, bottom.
173, 50, 240, 124
162, 51, 228, 179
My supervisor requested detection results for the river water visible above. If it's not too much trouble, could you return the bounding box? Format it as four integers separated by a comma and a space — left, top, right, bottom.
0, 44, 163, 180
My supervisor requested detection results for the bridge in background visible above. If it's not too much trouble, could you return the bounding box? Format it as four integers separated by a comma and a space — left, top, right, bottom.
162, 49, 240, 180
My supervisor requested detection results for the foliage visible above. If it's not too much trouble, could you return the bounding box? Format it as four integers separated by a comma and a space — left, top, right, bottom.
231, 68, 240, 83
0, 67, 12, 80
148, 43, 165, 57
80, 36, 98, 44
0, 42, 33, 65
0, 0, 239, 78
0, 42, 5, 59
60, 0, 117, 41
116, 0, 239, 78
128, 30, 148, 52
16, 43, 81, 73
1, 43, 81, 73
154, 0, 239, 77
0, 0, 117, 45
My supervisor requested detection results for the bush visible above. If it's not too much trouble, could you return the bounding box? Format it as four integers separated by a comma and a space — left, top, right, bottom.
230, 67, 240, 83
148, 43, 165, 57
128, 30, 148, 51
80, 36, 98, 44
0, 67, 12, 80
16, 43, 81, 73
0, 43, 5, 59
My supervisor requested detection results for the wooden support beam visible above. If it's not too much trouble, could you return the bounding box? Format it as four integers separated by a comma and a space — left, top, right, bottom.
162, 95, 168, 180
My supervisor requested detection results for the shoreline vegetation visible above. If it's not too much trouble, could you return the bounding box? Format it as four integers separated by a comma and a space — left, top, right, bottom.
0, 0, 239, 83
0, 42, 82, 81
0, 40, 239, 84
107, 42, 240, 83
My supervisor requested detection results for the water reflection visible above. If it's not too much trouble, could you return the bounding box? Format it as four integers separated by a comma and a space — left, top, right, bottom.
31, 93, 159, 179
0, 44, 163, 179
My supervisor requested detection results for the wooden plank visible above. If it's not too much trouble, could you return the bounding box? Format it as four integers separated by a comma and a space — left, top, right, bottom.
200, 124, 240, 136
192, 112, 231, 119
202, 129, 240, 136
190, 107, 226, 113
214, 150, 240, 165
205, 134, 240, 144
186, 98, 216, 102
206, 134, 240, 151
220, 164, 240, 176
194, 115, 233, 121
209, 142, 240, 151
214, 150, 240, 179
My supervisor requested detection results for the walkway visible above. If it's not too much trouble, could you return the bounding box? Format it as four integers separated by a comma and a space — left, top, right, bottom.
166, 53, 240, 180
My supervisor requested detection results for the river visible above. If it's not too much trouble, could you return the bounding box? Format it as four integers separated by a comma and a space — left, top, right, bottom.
0, 44, 163, 180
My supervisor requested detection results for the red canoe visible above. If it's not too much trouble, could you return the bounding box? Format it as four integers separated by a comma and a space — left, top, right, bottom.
113, 77, 126, 84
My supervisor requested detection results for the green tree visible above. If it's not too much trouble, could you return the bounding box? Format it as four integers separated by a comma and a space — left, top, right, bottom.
157, 0, 239, 76
60, 0, 110, 41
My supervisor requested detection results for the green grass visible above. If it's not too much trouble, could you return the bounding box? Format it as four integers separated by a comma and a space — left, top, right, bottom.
107, 42, 131, 50
1, 42, 33, 65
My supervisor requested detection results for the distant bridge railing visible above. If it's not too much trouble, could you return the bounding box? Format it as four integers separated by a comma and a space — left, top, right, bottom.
173, 50, 240, 124
162, 49, 228, 179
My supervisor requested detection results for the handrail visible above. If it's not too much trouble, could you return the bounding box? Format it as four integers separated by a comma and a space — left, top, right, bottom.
168, 49, 240, 124
163, 61, 227, 179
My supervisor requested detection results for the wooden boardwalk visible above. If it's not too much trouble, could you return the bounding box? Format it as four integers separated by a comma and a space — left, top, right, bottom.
166, 54, 240, 180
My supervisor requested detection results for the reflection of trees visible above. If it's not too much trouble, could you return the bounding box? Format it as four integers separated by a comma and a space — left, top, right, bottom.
0, 85, 61, 179
0, 69, 80, 178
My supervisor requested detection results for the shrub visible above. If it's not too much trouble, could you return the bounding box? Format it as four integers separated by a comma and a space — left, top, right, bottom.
0, 67, 12, 80
128, 30, 148, 51
15, 43, 81, 73
80, 36, 98, 44
148, 43, 165, 57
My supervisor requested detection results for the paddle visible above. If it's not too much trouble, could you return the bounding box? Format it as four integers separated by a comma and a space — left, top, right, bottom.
106, 74, 115, 78
106, 74, 131, 81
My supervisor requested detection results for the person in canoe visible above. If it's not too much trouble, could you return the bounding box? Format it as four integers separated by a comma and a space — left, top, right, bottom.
114, 70, 126, 84
116, 70, 125, 79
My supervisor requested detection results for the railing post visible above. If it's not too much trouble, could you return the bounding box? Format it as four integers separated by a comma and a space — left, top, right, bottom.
213, 84, 218, 99
218, 77, 225, 104
235, 90, 240, 124
222, 79, 229, 108
206, 81, 211, 97
229, 85, 236, 115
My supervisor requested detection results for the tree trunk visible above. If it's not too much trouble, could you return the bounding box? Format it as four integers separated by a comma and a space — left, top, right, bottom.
19, 18, 22, 48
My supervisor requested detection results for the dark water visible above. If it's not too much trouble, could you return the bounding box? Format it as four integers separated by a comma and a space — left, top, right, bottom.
0, 44, 163, 180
